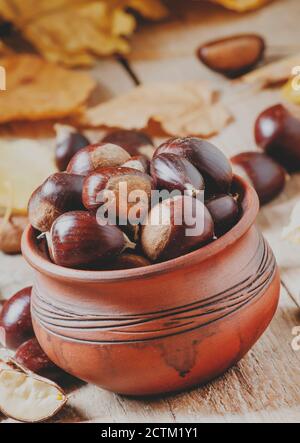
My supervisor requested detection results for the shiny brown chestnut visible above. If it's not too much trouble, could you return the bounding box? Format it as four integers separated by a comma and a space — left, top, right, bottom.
102, 130, 155, 160
47, 211, 134, 269
66, 143, 131, 176
122, 155, 150, 174
15, 338, 63, 381
82, 167, 153, 221
55, 125, 90, 171
141, 195, 214, 262
28, 173, 84, 232
255, 104, 300, 172
197, 34, 265, 78
151, 153, 205, 195
0, 287, 34, 350
206, 195, 240, 237
231, 152, 286, 205
154, 138, 233, 195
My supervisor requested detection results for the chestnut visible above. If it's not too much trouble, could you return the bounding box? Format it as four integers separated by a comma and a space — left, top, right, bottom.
28, 172, 84, 232
255, 104, 300, 172
206, 195, 240, 237
47, 211, 135, 269
102, 130, 155, 160
197, 34, 265, 78
55, 125, 90, 171
122, 155, 150, 174
151, 153, 205, 195
0, 287, 34, 350
231, 152, 286, 205
154, 138, 233, 195
66, 143, 131, 176
15, 338, 63, 381
141, 195, 214, 262
82, 167, 153, 221
103, 254, 151, 270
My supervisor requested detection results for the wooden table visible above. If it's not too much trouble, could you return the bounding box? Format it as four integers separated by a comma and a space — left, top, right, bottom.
1, 0, 300, 424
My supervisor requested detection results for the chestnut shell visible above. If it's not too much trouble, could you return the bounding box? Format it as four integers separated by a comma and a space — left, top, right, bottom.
197, 34, 265, 78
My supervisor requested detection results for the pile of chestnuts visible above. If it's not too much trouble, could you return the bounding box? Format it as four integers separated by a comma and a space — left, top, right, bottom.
28, 131, 244, 270
29, 107, 300, 271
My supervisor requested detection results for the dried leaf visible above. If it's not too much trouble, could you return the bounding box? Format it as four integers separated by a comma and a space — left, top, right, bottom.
242, 53, 300, 88
0, 54, 95, 122
0, 369, 67, 423
0, 0, 168, 66
0, 138, 55, 216
212, 0, 271, 11
82, 81, 232, 137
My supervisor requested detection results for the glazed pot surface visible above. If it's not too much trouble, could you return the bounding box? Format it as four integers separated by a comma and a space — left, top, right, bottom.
22, 176, 281, 395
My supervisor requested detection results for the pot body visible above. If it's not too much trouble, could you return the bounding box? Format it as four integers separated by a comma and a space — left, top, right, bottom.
29, 226, 279, 396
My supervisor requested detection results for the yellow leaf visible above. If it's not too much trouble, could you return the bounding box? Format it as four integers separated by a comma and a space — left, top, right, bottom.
0, 54, 95, 122
0, 0, 168, 66
0, 139, 56, 216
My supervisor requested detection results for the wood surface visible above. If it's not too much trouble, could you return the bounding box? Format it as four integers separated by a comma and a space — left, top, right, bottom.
1, 0, 300, 424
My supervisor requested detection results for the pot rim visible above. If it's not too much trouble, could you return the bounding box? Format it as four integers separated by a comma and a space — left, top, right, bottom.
21, 175, 259, 283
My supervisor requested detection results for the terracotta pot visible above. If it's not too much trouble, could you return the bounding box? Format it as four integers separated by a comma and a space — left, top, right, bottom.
22, 176, 280, 396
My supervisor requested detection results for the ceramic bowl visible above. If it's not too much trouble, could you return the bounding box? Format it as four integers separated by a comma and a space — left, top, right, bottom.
22, 176, 280, 396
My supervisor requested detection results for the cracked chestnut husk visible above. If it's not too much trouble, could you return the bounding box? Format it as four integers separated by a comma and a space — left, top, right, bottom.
55, 125, 90, 171
28, 172, 84, 232
197, 34, 265, 78
0, 287, 34, 350
66, 142, 131, 176
47, 211, 135, 269
206, 194, 240, 237
102, 130, 155, 160
151, 153, 205, 195
255, 104, 300, 172
154, 137, 233, 195
231, 151, 286, 205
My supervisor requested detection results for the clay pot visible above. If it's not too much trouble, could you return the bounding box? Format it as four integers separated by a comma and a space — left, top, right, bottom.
22, 176, 280, 396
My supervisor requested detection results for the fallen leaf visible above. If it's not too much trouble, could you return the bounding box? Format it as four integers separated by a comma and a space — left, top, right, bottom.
242, 53, 300, 88
0, 54, 95, 122
0, 138, 55, 216
82, 81, 233, 138
0, 0, 168, 66
212, 0, 271, 11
